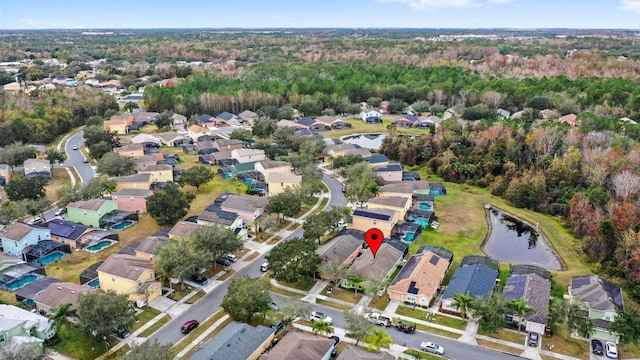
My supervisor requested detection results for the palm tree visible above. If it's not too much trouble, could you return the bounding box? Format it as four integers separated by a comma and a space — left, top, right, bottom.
454, 293, 473, 319
52, 303, 77, 340
578, 318, 595, 339
508, 298, 535, 333
311, 320, 332, 336
350, 275, 364, 298
365, 328, 393, 352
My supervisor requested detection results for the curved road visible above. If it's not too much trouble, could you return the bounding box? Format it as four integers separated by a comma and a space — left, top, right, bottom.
63, 130, 96, 185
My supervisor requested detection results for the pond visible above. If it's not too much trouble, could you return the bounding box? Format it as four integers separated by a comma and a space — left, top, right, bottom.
483, 208, 562, 270
341, 133, 388, 150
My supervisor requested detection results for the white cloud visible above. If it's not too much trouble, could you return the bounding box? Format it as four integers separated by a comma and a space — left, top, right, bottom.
620, 0, 640, 13
377, 0, 516, 9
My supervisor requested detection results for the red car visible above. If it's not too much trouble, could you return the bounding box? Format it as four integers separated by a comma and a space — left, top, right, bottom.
181, 320, 199, 334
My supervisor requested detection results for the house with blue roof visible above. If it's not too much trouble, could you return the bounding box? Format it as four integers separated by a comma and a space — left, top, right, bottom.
569, 275, 624, 342
188, 321, 273, 360
296, 117, 328, 131
376, 162, 404, 183
503, 272, 551, 335
215, 111, 235, 121
43, 219, 92, 250
440, 263, 499, 316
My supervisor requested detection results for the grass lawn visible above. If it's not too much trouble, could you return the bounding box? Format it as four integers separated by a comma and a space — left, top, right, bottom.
322, 285, 360, 304
396, 306, 466, 330
277, 277, 316, 291
103, 344, 130, 360
542, 333, 588, 360
186, 290, 206, 304
171, 310, 229, 357
218, 269, 236, 281
392, 317, 461, 339
269, 286, 305, 299
45, 213, 160, 283
476, 338, 522, 356
479, 328, 526, 345
316, 298, 353, 311
0, 289, 16, 305
267, 236, 283, 245
403, 349, 445, 360
45, 167, 72, 200
130, 307, 161, 332
168, 286, 195, 301
52, 325, 117, 360
368, 294, 391, 311
138, 314, 170, 337
244, 251, 261, 262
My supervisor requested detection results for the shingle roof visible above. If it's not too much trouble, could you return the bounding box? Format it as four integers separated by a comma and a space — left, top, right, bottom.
114, 173, 152, 183
197, 206, 240, 226
378, 182, 415, 194
157, 131, 187, 142
297, 117, 317, 127
35, 282, 98, 309
112, 188, 153, 197
198, 114, 214, 122
221, 194, 268, 213
389, 251, 449, 298
136, 236, 169, 256
352, 208, 397, 222
168, 222, 203, 239
343, 148, 372, 159
139, 164, 173, 172
314, 115, 337, 126
44, 219, 90, 240
261, 330, 334, 360
368, 154, 389, 164
258, 160, 291, 170
350, 244, 403, 278
368, 196, 410, 209
113, 143, 144, 153
571, 275, 624, 312
503, 273, 551, 324
317, 234, 363, 262
189, 321, 273, 360
97, 254, 153, 281
214, 138, 243, 148
67, 198, 112, 212
16, 277, 62, 302
337, 345, 395, 360
0, 222, 37, 241
265, 172, 302, 183
325, 143, 358, 154
238, 110, 258, 120
216, 112, 234, 121
441, 264, 498, 300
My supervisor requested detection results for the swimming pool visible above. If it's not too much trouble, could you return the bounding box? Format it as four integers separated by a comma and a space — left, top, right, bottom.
430, 189, 445, 196
416, 218, 429, 228
403, 233, 415, 242
418, 202, 432, 210
87, 278, 100, 288
6, 274, 38, 290
86, 240, 115, 252
38, 251, 65, 266
111, 220, 135, 231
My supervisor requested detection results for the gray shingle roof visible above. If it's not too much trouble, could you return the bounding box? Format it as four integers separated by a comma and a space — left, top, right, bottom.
570, 275, 624, 312
337, 345, 395, 360
189, 321, 273, 360
441, 264, 498, 300
503, 273, 551, 324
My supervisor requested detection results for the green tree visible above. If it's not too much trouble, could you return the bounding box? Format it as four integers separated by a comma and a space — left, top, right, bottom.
0, 143, 39, 170
319, 258, 353, 291
266, 237, 319, 283
178, 165, 214, 191
146, 182, 195, 225
81, 176, 117, 199
578, 318, 595, 338
45, 148, 66, 166
124, 102, 139, 113
276, 299, 311, 328
344, 162, 382, 206
191, 224, 243, 267
343, 309, 370, 346
566, 302, 587, 340
265, 188, 302, 222
470, 292, 508, 333
97, 152, 136, 176
547, 297, 568, 336
332, 154, 366, 170
52, 303, 77, 340
303, 211, 331, 244
349, 275, 365, 298
89, 140, 115, 160
154, 111, 173, 130
0, 341, 42, 360
121, 340, 173, 360
365, 328, 393, 352
610, 309, 640, 351
507, 298, 535, 334
230, 129, 253, 145
252, 119, 277, 138
77, 291, 136, 341
155, 239, 207, 290
83, 125, 118, 148
221, 276, 271, 323
312, 320, 332, 336
5, 176, 47, 201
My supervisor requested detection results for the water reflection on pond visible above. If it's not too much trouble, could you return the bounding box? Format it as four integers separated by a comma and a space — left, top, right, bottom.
483, 209, 562, 270
342, 133, 388, 150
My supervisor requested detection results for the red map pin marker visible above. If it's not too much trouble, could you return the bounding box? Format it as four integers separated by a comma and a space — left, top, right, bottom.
365, 228, 384, 258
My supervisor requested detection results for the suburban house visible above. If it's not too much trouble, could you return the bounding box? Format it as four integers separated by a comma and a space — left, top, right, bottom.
559, 113, 578, 127
569, 275, 624, 342
238, 110, 259, 123
23, 158, 51, 181
168, 221, 203, 240
42, 219, 91, 249
130, 133, 161, 147
276, 119, 307, 130
375, 163, 404, 183
114, 173, 153, 191
387, 250, 450, 306
0, 223, 52, 259
367, 196, 411, 219
296, 117, 329, 131
414, 115, 443, 129
220, 194, 269, 226
496, 109, 511, 118
368, 154, 389, 167
440, 263, 499, 316
0, 304, 57, 344
0, 253, 45, 291
66, 199, 119, 228
231, 148, 266, 164
325, 143, 359, 158
113, 143, 145, 158
503, 272, 551, 335
314, 115, 351, 129
32, 281, 99, 315
97, 254, 161, 306
197, 205, 247, 240
342, 243, 403, 290
265, 172, 302, 196
213, 138, 243, 152
172, 114, 187, 131
378, 181, 431, 199
261, 330, 335, 360
157, 131, 189, 147
317, 231, 365, 279
135, 236, 169, 261
255, 160, 292, 178
0, 164, 11, 187
111, 188, 154, 213
337, 346, 395, 360
342, 147, 372, 160
138, 164, 174, 183
188, 124, 212, 142
393, 114, 418, 128
103, 114, 133, 134
189, 321, 274, 360
349, 208, 399, 238
360, 109, 382, 123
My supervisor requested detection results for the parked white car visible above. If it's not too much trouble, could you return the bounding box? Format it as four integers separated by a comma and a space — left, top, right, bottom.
420, 341, 444, 355
310, 311, 333, 325
605, 341, 618, 358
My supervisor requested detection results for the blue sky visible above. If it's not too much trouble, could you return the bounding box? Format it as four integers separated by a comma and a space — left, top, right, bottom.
1, 0, 639, 29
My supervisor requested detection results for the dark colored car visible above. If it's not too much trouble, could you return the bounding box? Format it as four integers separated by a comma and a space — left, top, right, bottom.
592, 339, 604, 355
189, 273, 207, 285
528, 332, 539, 347
216, 257, 232, 267
181, 320, 199, 334
113, 326, 130, 338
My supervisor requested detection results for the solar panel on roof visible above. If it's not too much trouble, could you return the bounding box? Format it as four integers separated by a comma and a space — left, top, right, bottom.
408, 281, 419, 294
48, 222, 75, 238
429, 255, 440, 265
572, 276, 591, 288
353, 210, 391, 221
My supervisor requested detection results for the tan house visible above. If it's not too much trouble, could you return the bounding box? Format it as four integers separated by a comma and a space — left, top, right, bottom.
367, 196, 411, 219
238, 110, 259, 123
187, 124, 212, 142
130, 133, 161, 146
23, 158, 51, 177
265, 172, 302, 196
103, 114, 133, 134
138, 164, 173, 183
111, 188, 153, 213
325, 143, 359, 158
33, 282, 99, 315
378, 181, 430, 199
114, 173, 153, 191
220, 194, 269, 226
133, 154, 160, 170
97, 254, 161, 306
213, 138, 243, 152
114, 143, 145, 158
255, 160, 292, 178
168, 221, 203, 240
375, 163, 404, 183
157, 131, 189, 147
349, 208, 399, 238
231, 148, 266, 164
387, 251, 450, 306
135, 236, 169, 261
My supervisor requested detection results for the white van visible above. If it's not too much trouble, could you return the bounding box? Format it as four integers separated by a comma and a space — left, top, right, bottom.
260, 262, 269, 272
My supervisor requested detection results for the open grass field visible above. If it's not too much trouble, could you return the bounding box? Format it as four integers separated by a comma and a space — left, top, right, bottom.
45, 167, 72, 200
321, 117, 431, 139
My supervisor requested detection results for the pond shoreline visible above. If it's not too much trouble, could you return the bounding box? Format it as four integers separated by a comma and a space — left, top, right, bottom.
481, 204, 566, 271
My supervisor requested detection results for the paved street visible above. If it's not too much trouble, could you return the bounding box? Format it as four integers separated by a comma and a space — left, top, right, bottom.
63, 130, 96, 185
